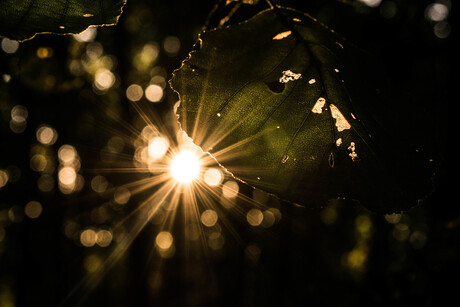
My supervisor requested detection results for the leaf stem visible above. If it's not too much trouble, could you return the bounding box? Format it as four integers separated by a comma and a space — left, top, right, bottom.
203, 0, 227, 30
265, 0, 274, 9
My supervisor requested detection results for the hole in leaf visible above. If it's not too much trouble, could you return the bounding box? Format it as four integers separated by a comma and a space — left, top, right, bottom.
281, 155, 289, 164
265, 80, 285, 93
328, 152, 335, 168
272, 30, 292, 40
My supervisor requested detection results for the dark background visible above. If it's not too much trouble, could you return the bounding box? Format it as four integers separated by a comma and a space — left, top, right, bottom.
0, 0, 455, 306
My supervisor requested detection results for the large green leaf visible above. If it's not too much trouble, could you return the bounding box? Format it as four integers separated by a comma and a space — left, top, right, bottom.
0, 0, 126, 41
171, 7, 433, 213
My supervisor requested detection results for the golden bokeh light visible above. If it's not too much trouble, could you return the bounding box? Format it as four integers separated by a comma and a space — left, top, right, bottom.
73, 27, 97, 42
96, 229, 113, 247
58, 145, 77, 164
36, 47, 53, 59
24, 201, 43, 219
148, 137, 169, 159
261, 209, 276, 228
384, 213, 402, 224
9, 120, 27, 133
145, 84, 163, 102
203, 168, 223, 186
207, 232, 225, 250
126, 84, 143, 102
359, 0, 381, 7
91, 175, 108, 193
58, 166, 77, 186
86, 42, 103, 60
222, 181, 239, 198
84, 254, 102, 273
433, 21, 451, 39
155, 231, 173, 250
2, 74, 11, 82
246, 209, 263, 226
201, 210, 218, 227
36, 125, 58, 145
268, 207, 281, 223
94, 68, 115, 91
80, 229, 97, 247
113, 187, 131, 205
30, 154, 48, 172
10, 105, 28, 133
1, 37, 19, 54
347, 248, 367, 269
163, 36, 181, 57
0, 170, 9, 189
355, 214, 372, 235
56, 145, 82, 195
11, 105, 28, 124
60, 174, 83, 194
425, 3, 449, 22
83, 254, 102, 273
133, 42, 159, 70
8, 205, 24, 223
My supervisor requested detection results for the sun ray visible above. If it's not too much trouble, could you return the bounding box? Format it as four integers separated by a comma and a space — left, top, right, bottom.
61, 86, 287, 306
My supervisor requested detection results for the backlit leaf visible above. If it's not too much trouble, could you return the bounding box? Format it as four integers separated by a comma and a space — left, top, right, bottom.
170, 6, 433, 213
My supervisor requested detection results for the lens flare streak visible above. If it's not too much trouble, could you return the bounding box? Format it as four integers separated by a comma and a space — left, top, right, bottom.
67, 98, 280, 304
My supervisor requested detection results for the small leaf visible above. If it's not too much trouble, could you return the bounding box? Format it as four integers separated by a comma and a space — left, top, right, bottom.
0, 0, 127, 42
170, 7, 433, 213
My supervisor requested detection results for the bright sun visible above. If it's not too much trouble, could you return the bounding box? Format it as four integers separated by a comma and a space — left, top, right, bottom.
170, 150, 201, 183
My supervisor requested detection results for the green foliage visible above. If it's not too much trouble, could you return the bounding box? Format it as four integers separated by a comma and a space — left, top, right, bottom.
0, 0, 126, 41
171, 6, 433, 213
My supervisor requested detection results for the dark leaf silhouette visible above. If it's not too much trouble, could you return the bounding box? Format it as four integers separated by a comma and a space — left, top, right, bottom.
0, 0, 126, 41
170, 6, 433, 213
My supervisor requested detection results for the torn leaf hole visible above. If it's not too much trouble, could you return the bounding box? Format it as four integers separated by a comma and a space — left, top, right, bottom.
265, 80, 285, 93
272, 30, 292, 40
281, 155, 289, 164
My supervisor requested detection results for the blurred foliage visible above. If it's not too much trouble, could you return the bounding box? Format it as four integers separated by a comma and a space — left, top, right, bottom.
0, 0, 455, 306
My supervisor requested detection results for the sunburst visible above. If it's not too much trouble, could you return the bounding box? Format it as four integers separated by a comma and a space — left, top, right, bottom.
64, 100, 282, 304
